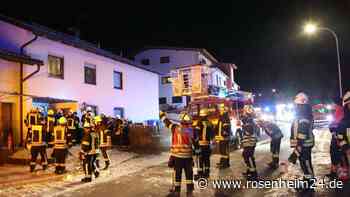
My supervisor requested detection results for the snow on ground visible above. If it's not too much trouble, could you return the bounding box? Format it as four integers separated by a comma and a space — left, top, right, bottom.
264, 129, 333, 197
0, 147, 169, 197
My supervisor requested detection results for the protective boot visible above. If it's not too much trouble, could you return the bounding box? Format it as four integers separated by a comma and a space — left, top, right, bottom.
81, 177, 92, 182
103, 161, 110, 170
30, 165, 35, 172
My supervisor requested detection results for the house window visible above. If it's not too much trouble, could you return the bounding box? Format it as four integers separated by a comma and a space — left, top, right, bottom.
172, 96, 183, 104
48, 55, 64, 79
113, 71, 123, 89
159, 97, 167, 104
84, 63, 96, 85
85, 104, 98, 115
113, 107, 124, 118
161, 76, 171, 84
141, 58, 150, 65
160, 56, 170, 63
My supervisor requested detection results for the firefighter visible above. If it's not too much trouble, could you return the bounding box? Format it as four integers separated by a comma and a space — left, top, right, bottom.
258, 120, 283, 169
95, 115, 112, 170
25, 108, 42, 130
288, 92, 315, 190
327, 97, 344, 179
53, 117, 69, 174
194, 108, 214, 179
334, 91, 350, 180
26, 115, 48, 172
46, 109, 56, 148
215, 104, 231, 169
81, 122, 100, 182
121, 119, 130, 150
160, 111, 195, 197
241, 105, 258, 180
114, 116, 124, 147
66, 109, 78, 147
82, 107, 94, 125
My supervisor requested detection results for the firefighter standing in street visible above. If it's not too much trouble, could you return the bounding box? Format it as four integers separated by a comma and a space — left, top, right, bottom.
194, 108, 214, 179
334, 91, 350, 180
241, 105, 258, 180
288, 92, 315, 191
46, 109, 56, 148
95, 115, 112, 170
160, 111, 195, 197
327, 97, 344, 179
53, 117, 69, 174
66, 109, 78, 147
216, 104, 231, 169
257, 120, 283, 169
81, 121, 100, 182
26, 110, 48, 172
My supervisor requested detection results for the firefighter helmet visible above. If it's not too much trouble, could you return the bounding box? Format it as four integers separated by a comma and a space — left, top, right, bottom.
199, 108, 209, 117
343, 91, 350, 106
243, 105, 254, 114
294, 92, 309, 104
179, 112, 192, 124
58, 117, 67, 125
86, 106, 92, 112
48, 109, 54, 116
94, 116, 102, 123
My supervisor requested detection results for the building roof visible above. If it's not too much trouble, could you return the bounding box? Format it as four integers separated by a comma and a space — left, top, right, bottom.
0, 14, 159, 75
0, 48, 43, 65
136, 46, 219, 63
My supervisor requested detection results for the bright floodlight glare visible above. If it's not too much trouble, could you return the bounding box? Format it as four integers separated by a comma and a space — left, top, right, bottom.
287, 103, 294, 109
304, 23, 317, 34
264, 106, 270, 112
326, 104, 332, 110
326, 114, 333, 122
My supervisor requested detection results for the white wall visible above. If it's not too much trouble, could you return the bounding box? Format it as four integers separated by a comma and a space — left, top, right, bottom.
0, 20, 159, 124
135, 49, 215, 108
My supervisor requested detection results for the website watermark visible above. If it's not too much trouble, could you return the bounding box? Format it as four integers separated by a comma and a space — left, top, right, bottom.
197, 177, 344, 190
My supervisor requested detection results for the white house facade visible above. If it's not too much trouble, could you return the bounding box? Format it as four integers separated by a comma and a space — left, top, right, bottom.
0, 15, 159, 145
134, 47, 237, 109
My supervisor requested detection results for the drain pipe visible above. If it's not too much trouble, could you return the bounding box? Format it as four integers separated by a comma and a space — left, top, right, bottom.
19, 34, 39, 146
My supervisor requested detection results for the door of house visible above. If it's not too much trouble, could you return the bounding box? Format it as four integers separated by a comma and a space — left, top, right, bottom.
0, 103, 12, 146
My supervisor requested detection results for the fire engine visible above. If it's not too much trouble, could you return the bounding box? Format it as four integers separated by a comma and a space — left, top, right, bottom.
170, 64, 253, 146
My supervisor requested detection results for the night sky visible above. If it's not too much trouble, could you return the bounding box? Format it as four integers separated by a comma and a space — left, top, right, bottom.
1, 1, 349, 102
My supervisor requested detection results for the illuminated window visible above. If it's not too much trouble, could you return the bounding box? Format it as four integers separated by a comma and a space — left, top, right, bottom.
113, 71, 123, 89
161, 76, 171, 84
113, 107, 124, 118
84, 63, 96, 85
172, 96, 183, 103
48, 55, 64, 79
160, 56, 170, 63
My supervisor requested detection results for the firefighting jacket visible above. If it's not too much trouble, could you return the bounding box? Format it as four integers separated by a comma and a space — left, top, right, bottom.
46, 115, 56, 145
66, 115, 78, 130
290, 119, 314, 148
160, 113, 195, 158
215, 112, 231, 141
335, 116, 350, 150
81, 130, 100, 155
25, 112, 42, 128
194, 118, 214, 146
263, 122, 283, 140
241, 122, 257, 148
26, 125, 47, 147
96, 124, 111, 147
53, 125, 68, 149
82, 113, 94, 126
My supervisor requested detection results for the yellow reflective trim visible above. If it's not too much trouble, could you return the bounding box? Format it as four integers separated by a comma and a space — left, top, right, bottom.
82, 141, 90, 145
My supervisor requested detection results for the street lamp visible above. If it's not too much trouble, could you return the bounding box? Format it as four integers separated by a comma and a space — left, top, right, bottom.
303, 23, 343, 97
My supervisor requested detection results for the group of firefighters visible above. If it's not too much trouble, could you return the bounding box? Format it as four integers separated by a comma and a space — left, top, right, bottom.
24, 90, 350, 195
161, 91, 350, 196
25, 106, 129, 182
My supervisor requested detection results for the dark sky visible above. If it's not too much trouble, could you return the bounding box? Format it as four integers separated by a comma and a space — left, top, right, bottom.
1, 1, 349, 102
